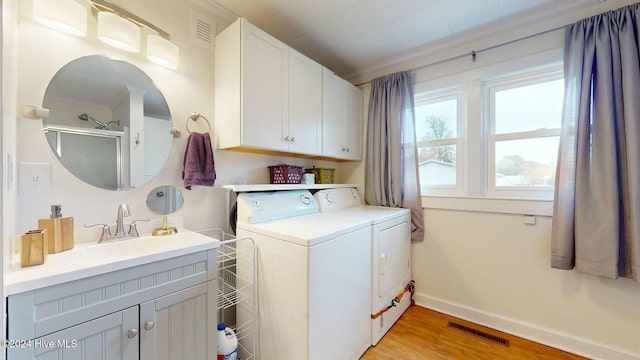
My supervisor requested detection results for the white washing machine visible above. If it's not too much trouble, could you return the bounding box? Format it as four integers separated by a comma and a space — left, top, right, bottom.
235, 190, 371, 360
314, 187, 412, 346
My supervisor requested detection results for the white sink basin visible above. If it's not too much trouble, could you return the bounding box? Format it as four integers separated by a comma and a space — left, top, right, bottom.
63, 236, 161, 260
6, 229, 220, 295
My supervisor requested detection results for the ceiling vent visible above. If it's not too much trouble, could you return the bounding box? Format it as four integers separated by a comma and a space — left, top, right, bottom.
190, 11, 215, 48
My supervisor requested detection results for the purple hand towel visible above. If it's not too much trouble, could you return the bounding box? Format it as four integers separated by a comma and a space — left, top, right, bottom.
183, 132, 216, 190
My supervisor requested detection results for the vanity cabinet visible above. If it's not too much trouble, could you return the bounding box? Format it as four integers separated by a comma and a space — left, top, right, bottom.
19, 307, 139, 360
322, 67, 363, 160
139, 282, 213, 359
215, 18, 322, 156
6, 250, 217, 360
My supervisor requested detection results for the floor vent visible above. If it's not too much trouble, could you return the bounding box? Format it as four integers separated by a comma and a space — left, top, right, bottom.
447, 321, 510, 347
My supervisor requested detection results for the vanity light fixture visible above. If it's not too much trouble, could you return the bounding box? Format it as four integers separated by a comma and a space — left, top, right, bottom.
97, 11, 140, 52
32, 0, 180, 69
90, 0, 179, 68
147, 34, 179, 69
33, 0, 87, 37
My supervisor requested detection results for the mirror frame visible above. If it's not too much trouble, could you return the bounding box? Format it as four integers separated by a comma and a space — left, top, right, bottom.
146, 184, 183, 236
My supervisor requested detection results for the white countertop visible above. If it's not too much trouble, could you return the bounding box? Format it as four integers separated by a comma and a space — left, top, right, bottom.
222, 183, 357, 192
6, 229, 220, 295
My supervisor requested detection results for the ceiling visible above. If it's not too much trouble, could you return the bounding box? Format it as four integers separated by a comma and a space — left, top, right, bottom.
211, 0, 606, 81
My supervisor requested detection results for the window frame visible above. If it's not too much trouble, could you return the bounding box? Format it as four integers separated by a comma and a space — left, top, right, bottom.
412, 49, 564, 216
413, 86, 466, 196
483, 65, 563, 200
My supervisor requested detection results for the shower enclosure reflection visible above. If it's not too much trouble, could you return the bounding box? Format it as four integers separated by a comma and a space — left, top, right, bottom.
45, 127, 123, 189
78, 112, 120, 130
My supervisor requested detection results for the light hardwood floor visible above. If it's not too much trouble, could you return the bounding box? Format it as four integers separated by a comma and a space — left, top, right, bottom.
360, 306, 589, 360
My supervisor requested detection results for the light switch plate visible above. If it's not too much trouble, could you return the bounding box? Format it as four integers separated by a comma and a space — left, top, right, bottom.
18, 162, 52, 195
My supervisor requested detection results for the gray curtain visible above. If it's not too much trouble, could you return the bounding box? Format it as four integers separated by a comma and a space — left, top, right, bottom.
365, 71, 424, 242
551, 4, 640, 280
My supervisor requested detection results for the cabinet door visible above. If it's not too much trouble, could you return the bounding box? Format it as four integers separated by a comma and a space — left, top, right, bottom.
343, 81, 363, 160
288, 49, 322, 155
9, 307, 139, 360
242, 20, 289, 151
321, 67, 345, 158
139, 282, 215, 360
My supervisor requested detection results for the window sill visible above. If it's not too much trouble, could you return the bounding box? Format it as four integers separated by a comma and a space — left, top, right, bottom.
421, 195, 553, 217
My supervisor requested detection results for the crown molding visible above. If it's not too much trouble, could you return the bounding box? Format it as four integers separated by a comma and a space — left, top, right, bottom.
346, 0, 632, 84
190, 0, 238, 23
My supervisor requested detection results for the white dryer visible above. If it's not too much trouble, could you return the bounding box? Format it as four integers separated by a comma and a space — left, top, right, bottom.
314, 187, 412, 345
235, 190, 371, 360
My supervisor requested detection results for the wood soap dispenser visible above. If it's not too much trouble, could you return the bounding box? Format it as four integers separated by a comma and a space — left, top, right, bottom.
38, 204, 74, 253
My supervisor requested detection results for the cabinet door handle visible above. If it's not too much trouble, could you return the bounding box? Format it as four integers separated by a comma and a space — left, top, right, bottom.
284, 135, 290, 141
144, 321, 155, 331
127, 329, 139, 338
290, 136, 295, 143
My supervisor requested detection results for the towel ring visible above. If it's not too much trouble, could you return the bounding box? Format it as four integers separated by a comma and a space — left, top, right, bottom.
186, 112, 212, 134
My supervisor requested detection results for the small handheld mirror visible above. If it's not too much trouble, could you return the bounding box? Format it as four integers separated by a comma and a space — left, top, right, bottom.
146, 185, 184, 236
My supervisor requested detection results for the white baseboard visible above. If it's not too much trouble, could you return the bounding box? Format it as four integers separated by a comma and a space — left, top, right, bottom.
414, 292, 640, 360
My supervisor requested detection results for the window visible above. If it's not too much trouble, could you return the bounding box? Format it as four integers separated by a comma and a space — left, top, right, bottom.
414, 87, 465, 195
485, 66, 563, 199
413, 55, 563, 210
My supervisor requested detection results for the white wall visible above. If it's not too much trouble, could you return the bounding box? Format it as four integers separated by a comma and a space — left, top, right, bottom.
2, 0, 19, 355
354, 0, 640, 358
11, 0, 338, 263
13, 0, 640, 358
414, 210, 640, 359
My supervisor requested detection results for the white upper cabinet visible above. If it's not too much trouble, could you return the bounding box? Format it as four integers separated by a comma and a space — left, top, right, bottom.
345, 81, 364, 160
215, 18, 322, 156
322, 68, 363, 161
288, 48, 322, 155
321, 68, 343, 159
241, 19, 289, 151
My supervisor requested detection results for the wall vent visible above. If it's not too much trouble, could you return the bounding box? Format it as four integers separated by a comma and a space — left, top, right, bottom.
190, 11, 216, 48
447, 321, 510, 347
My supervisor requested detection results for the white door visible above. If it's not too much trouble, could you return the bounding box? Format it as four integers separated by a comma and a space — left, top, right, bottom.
139, 283, 215, 360
343, 82, 363, 160
9, 307, 139, 360
242, 20, 289, 151
321, 67, 344, 158
288, 48, 322, 155
377, 221, 411, 300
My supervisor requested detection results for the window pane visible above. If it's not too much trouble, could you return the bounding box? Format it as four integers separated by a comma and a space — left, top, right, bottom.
419, 145, 456, 186
495, 79, 563, 134
415, 98, 457, 141
495, 137, 559, 187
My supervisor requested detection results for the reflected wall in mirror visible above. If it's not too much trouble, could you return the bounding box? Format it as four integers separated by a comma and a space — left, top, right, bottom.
43, 55, 173, 190
147, 184, 183, 236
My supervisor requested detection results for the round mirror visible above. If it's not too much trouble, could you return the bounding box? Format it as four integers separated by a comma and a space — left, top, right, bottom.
146, 184, 183, 236
42, 55, 173, 190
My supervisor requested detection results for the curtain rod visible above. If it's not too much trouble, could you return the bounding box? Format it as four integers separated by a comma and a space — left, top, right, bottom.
355, 24, 566, 87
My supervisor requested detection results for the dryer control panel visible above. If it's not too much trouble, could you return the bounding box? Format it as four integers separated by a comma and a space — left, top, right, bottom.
315, 187, 362, 211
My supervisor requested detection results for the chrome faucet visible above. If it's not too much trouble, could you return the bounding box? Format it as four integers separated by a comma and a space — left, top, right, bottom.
114, 203, 130, 237
85, 204, 149, 243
